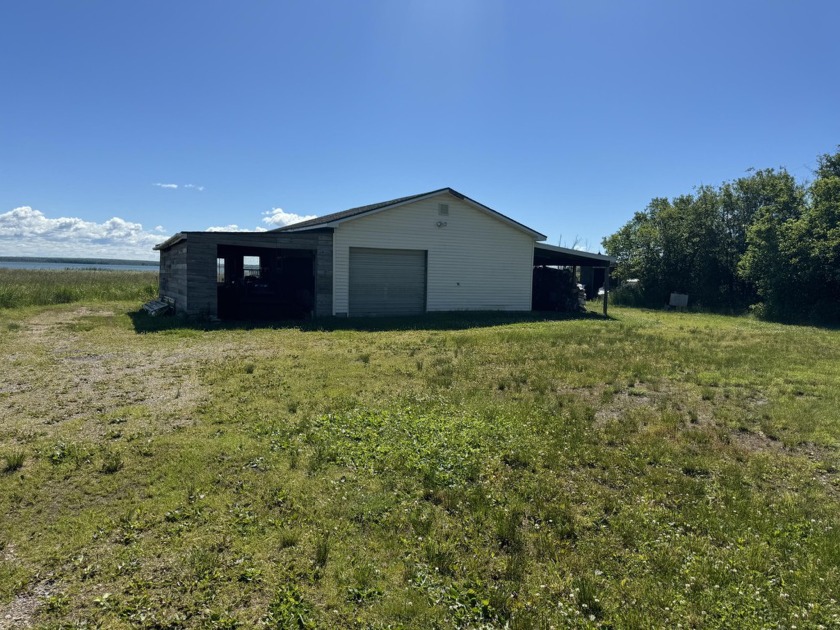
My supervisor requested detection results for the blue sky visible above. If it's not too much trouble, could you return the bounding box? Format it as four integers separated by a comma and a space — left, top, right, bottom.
1, 0, 838, 260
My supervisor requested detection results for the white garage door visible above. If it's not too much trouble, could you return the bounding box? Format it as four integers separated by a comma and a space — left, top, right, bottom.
349, 247, 427, 316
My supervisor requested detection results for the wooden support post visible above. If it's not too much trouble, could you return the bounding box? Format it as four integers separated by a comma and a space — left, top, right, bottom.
602, 265, 610, 316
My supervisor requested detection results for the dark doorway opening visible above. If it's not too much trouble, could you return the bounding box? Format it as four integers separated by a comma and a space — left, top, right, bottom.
217, 245, 315, 320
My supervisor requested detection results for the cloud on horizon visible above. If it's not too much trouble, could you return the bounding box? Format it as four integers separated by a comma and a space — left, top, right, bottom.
261, 207, 317, 228
1, 204, 320, 260
0, 206, 168, 260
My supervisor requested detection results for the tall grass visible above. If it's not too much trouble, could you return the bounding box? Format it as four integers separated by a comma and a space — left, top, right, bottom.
0, 269, 158, 308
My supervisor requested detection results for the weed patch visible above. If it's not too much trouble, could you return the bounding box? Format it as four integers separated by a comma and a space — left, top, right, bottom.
2, 450, 25, 473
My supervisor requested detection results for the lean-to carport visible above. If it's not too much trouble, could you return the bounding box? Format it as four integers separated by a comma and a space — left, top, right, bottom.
533, 243, 615, 315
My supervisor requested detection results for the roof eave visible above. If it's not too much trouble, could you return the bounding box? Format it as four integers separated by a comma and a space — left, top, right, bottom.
154, 232, 186, 251
534, 242, 616, 265
278, 222, 341, 233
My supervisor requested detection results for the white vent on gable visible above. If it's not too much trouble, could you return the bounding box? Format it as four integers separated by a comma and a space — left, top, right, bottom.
438, 203, 449, 216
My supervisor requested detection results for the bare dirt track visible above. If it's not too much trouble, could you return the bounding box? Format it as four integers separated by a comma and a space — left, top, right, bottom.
1, 308, 207, 442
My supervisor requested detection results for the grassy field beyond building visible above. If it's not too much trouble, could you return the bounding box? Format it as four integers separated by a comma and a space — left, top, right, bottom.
0, 268, 157, 309
0, 272, 838, 628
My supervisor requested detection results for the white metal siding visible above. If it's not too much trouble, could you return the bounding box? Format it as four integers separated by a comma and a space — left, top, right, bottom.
349, 248, 427, 316
332, 193, 535, 315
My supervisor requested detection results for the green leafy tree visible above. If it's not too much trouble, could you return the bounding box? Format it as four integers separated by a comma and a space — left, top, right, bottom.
605, 149, 837, 322
605, 187, 748, 309
720, 168, 803, 306
738, 152, 840, 323
603, 199, 668, 305
736, 168, 806, 319
798, 151, 840, 320
604, 158, 834, 319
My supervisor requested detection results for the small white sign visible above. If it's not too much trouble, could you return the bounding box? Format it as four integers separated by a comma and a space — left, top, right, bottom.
669, 293, 688, 308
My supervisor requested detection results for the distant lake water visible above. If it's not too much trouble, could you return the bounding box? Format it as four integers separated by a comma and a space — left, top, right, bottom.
0, 260, 158, 272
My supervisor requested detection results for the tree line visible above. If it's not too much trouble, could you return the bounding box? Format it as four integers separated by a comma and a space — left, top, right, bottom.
602, 148, 839, 324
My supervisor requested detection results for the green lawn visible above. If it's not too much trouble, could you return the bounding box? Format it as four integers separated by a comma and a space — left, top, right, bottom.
1, 286, 839, 627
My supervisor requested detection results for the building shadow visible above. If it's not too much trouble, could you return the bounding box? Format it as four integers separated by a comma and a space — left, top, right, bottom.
128, 309, 611, 334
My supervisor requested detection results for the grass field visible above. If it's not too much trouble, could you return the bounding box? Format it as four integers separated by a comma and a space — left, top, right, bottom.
0, 269, 157, 309
1, 272, 839, 628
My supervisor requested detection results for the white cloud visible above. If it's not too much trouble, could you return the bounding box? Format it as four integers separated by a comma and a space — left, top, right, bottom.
261, 207, 317, 227
205, 224, 268, 233
204, 207, 317, 233
0, 206, 167, 260
0, 203, 318, 260
154, 183, 204, 191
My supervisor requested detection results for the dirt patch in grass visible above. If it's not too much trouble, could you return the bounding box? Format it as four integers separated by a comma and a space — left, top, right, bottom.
591, 380, 720, 430
731, 427, 785, 453
1, 308, 206, 441
593, 389, 655, 427
0, 581, 54, 629
0, 544, 48, 629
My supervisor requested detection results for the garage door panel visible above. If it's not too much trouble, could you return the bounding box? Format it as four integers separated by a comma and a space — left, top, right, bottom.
349, 248, 426, 316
